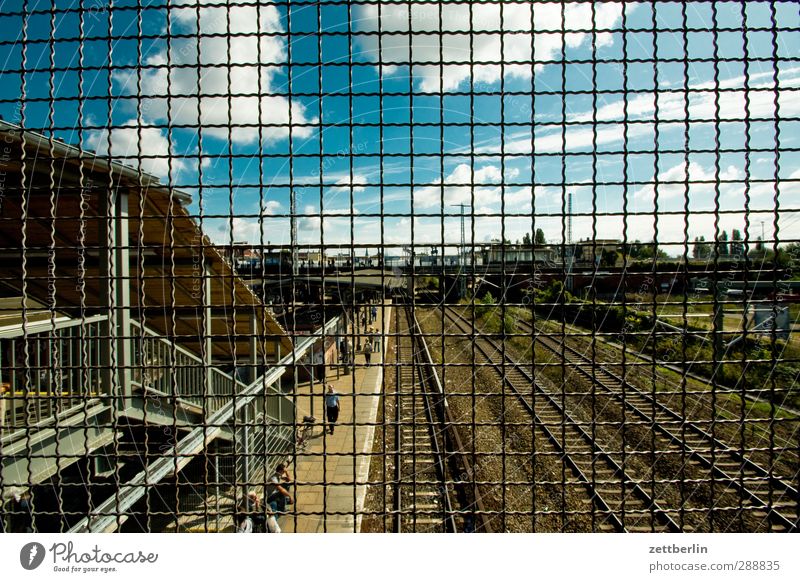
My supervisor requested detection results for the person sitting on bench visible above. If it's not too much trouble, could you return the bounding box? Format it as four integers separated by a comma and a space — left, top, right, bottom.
266, 464, 293, 513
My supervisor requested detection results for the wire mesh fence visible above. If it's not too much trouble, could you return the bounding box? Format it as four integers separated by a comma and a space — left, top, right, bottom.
0, 0, 798, 533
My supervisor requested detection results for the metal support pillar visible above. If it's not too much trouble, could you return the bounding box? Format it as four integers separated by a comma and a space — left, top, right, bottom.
114, 191, 132, 401
100, 188, 132, 404
242, 404, 250, 494
204, 265, 213, 399
214, 451, 220, 532
249, 312, 259, 384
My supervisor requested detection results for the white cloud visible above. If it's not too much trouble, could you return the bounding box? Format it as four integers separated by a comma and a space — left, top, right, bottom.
355, 1, 628, 92
330, 174, 368, 194
206, 198, 283, 244
114, 0, 315, 146
85, 121, 186, 180
261, 199, 282, 214
229, 214, 277, 243
574, 69, 800, 125
488, 121, 654, 155
580, 210, 799, 256
634, 161, 743, 203
483, 69, 800, 156
295, 206, 371, 244
413, 163, 519, 208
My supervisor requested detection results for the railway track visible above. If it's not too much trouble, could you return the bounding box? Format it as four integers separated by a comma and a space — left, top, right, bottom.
517, 317, 799, 532
421, 292, 797, 531
392, 303, 490, 532
425, 299, 680, 532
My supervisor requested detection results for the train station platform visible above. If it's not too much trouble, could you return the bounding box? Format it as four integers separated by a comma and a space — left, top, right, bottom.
280, 301, 392, 533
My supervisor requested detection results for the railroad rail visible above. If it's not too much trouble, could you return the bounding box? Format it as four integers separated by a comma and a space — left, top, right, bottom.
392, 301, 491, 532
423, 297, 680, 532
518, 317, 799, 533
422, 293, 797, 532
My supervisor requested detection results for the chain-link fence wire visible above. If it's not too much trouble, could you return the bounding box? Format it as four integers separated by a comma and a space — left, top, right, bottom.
0, 0, 798, 532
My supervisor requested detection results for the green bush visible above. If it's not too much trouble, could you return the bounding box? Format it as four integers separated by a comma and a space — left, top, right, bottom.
475, 291, 496, 318
502, 314, 516, 334
533, 280, 654, 334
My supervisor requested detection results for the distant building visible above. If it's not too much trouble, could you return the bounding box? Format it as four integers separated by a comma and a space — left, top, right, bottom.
569, 239, 622, 265
478, 242, 558, 265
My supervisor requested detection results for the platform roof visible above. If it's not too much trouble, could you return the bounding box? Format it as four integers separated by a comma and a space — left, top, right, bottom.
0, 120, 292, 361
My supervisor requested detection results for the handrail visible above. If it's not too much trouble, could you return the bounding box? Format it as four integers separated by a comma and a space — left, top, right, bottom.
130, 319, 239, 385
70, 314, 341, 533
130, 319, 250, 414
0, 316, 107, 435
0, 313, 108, 339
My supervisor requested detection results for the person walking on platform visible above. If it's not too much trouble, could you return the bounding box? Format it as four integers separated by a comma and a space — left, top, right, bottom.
325, 384, 340, 435
371, 305, 377, 323
364, 340, 373, 366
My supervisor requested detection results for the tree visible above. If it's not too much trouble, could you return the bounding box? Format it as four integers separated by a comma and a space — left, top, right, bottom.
776, 242, 800, 270
692, 236, 703, 259
717, 230, 729, 257
693, 235, 714, 260
600, 249, 618, 267
535, 228, 546, 245
624, 239, 667, 261
730, 229, 744, 258
624, 239, 643, 259
633, 240, 669, 261
522, 232, 532, 246
785, 241, 800, 261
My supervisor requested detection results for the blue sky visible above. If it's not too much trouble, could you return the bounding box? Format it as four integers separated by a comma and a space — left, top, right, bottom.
0, 0, 798, 255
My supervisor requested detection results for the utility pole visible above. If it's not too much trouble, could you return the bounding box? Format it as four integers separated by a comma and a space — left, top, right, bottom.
566, 192, 574, 292
567, 191, 573, 247
451, 204, 470, 299
403, 245, 412, 294
291, 189, 299, 277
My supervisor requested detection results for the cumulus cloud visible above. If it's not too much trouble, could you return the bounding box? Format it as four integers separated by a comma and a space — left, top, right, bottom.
114, 0, 315, 146
85, 121, 187, 180
414, 163, 520, 208
206, 199, 282, 244
296, 206, 369, 244
355, 1, 628, 92
634, 161, 743, 204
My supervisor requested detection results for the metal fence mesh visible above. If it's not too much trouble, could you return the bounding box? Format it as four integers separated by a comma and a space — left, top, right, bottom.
0, 0, 798, 533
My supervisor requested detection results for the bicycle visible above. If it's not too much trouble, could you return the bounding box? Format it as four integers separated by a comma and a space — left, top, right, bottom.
294, 415, 316, 454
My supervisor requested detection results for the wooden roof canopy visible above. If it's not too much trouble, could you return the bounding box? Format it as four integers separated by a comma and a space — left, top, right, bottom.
0, 120, 292, 362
